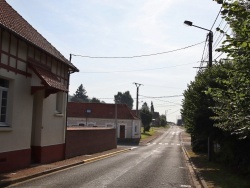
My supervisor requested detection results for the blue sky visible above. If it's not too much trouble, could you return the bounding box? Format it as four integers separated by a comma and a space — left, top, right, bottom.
7, 0, 222, 122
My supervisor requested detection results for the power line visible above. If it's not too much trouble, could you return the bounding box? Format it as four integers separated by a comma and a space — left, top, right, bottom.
210, 6, 223, 31
140, 94, 183, 99
77, 62, 198, 74
199, 6, 222, 70
70, 41, 205, 59
214, 52, 225, 60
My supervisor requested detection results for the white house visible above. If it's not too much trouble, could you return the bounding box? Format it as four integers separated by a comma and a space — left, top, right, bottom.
67, 102, 141, 140
0, 0, 78, 173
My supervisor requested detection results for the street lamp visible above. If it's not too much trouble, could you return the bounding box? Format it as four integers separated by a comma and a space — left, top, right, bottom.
184, 20, 213, 67
184, 20, 213, 161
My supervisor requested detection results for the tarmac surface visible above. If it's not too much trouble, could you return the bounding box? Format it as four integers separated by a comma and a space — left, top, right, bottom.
0, 128, 207, 188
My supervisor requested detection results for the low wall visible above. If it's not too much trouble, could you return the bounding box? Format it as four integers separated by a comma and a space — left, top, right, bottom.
65, 128, 117, 159
0, 149, 30, 173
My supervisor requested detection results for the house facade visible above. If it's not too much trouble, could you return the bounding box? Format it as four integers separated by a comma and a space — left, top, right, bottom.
0, 0, 78, 173
67, 102, 141, 140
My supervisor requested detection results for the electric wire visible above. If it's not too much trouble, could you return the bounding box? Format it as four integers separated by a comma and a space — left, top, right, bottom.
210, 6, 223, 31
140, 94, 183, 99
214, 52, 225, 60
71, 41, 205, 59
77, 62, 198, 74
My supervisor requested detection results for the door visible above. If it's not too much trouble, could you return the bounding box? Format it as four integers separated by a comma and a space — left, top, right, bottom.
119, 125, 125, 139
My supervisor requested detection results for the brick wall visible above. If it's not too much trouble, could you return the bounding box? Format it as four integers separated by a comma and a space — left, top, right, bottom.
65, 128, 117, 159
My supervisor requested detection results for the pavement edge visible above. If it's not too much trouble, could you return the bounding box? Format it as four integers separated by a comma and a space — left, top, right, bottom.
181, 132, 208, 188
0, 148, 131, 188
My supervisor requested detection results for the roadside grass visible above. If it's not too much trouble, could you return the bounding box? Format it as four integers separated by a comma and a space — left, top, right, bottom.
140, 127, 155, 139
140, 126, 169, 139
187, 145, 250, 188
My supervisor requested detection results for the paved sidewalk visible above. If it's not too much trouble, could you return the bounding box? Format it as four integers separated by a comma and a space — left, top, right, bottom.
0, 147, 132, 187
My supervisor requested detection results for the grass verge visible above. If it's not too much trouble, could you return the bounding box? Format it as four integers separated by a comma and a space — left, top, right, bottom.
186, 141, 250, 187
140, 127, 155, 139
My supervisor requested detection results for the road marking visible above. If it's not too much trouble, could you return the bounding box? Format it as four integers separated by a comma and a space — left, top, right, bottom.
180, 185, 191, 187
146, 143, 181, 146
130, 147, 138, 150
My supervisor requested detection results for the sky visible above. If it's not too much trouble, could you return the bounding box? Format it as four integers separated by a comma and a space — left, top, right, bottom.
6, 0, 223, 123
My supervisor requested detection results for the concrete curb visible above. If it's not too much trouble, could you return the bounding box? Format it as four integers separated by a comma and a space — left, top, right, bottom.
0, 148, 131, 188
181, 133, 208, 188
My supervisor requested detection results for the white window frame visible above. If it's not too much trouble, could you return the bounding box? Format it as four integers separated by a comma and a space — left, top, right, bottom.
55, 91, 64, 115
0, 78, 9, 126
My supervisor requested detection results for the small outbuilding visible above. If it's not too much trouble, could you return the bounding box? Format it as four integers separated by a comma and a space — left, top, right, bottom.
67, 102, 141, 141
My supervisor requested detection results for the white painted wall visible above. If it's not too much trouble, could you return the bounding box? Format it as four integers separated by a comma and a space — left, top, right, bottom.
0, 29, 70, 153
67, 117, 141, 139
0, 69, 33, 152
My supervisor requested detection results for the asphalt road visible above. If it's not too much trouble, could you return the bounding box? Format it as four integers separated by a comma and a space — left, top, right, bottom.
10, 126, 193, 188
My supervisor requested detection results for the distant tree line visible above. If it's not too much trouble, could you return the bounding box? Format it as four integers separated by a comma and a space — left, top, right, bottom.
70, 84, 167, 133
69, 84, 105, 103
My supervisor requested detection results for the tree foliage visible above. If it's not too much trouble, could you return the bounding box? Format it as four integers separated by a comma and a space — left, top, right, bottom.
89, 97, 105, 103
209, 0, 250, 139
71, 84, 89, 102
181, 66, 221, 152
71, 84, 104, 103
114, 91, 134, 109
140, 102, 153, 133
150, 101, 154, 114
160, 114, 167, 127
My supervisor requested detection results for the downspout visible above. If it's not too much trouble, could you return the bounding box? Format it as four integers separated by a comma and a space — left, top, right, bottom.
64, 54, 77, 159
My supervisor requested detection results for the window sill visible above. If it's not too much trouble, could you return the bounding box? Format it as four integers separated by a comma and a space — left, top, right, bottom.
54, 113, 64, 117
0, 126, 12, 132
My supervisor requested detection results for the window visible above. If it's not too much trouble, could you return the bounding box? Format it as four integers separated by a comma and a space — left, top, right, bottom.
107, 124, 114, 128
56, 92, 63, 114
134, 125, 138, 133
0, 78, 9, 125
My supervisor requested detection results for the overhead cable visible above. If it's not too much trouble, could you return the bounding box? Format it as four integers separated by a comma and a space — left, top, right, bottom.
71, 41, 205, 59
77, 62, 198, 74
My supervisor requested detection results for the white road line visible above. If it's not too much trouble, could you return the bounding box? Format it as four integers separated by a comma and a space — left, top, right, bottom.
180, 185, 191, 187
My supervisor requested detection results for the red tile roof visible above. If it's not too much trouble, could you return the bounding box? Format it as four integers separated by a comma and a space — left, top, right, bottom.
67, 102, 140, 120
28, 58, 68, 91
0, 0, 78, 72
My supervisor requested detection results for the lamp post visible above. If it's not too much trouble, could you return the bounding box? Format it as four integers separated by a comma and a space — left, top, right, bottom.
184, 20, 213, 67
184, 20, 213, 161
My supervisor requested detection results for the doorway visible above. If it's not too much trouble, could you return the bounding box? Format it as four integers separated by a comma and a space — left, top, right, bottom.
119, 125, 125, 139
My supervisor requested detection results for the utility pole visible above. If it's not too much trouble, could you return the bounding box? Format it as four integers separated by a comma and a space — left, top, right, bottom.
184, 20, 214, 161
208, 31, 213, 68
133, 82, 143, 116
69, 53, 72, 62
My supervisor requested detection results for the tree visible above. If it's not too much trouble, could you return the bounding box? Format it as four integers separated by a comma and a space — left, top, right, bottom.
90, 97, 101, 103
210, 0, 250, 139
71, 84, 89, 102
114, 91, 134, 109
181, 65, 224, 152
89, 97, 105, 103
150, 101, 154, 114
160, 114, 167, 127
140, 102, 153, 133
